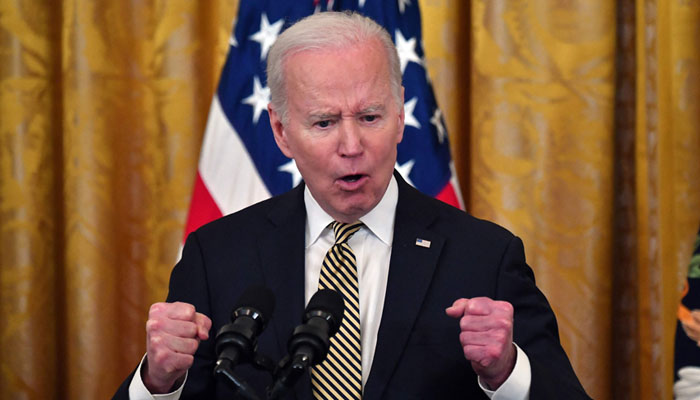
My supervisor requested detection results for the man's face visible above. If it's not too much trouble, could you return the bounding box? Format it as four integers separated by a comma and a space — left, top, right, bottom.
269, 39, 404, 223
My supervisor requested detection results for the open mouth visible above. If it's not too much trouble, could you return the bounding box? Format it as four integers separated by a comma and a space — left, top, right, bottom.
341, 174, 364, 183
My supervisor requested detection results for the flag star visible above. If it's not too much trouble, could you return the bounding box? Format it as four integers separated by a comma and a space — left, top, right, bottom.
249, 13, 284, 60
242, 76, 270, 124
278, 159, 303, 187
398, 0, 411, 13
430, 108, 447, 144
403, 97, 421, 129
395, 159, 416, 186
359, 0, 367, 7
395, 30, 421, 73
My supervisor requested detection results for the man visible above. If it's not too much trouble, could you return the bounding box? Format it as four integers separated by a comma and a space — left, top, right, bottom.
115, 11, 589, 399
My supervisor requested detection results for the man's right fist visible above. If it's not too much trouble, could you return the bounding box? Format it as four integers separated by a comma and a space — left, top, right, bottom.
142, 302, 212, 394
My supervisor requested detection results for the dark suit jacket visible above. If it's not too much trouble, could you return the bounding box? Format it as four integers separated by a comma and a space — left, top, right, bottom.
115, 173, 589, 399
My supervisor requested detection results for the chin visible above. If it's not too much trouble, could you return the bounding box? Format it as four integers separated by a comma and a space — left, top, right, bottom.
341, 201, 376, 220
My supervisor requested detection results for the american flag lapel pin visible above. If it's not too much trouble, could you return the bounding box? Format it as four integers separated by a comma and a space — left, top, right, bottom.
415, 238, 431, 248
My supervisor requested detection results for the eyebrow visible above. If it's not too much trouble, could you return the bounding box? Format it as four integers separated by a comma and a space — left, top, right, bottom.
308, 112, 341, 121
307, 104, 387, 121
357, 104, 386, 114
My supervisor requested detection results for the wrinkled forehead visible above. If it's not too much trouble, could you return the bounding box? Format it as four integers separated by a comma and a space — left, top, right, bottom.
290, 65, 393, 114
283, 41, 397, 108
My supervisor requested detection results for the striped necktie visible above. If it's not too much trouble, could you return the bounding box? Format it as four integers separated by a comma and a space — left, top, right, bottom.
312, 221, 363, 399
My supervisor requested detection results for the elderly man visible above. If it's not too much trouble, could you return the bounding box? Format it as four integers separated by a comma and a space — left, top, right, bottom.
115, 11, 589, 400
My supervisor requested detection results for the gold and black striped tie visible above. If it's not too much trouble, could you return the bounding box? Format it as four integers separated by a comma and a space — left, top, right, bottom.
312, 221, 363, 400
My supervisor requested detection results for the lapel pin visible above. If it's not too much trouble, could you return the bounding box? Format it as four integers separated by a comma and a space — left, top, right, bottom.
415, 238, 431, 248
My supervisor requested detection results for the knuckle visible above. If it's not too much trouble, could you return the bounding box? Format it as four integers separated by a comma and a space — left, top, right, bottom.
170, 355, 192, 373
148, 334, 164, 351
495, 317, 511, 331
459, 331, 471, 345
146, 319, 160, 333
463, 345, 481, 361
162, 359, 176, 375
187, 339, 200, 354
185, 322, 198, 337
462, 344, 474, 356
149, 302, 165, 317
481, 356, 494, 367
152, 348, 169, 366
177, 302, 196, 318
487, 346, 501, 360
201, 314, 213, 329
502, 301, 514, 313
474, 297, 490, 306
494, 330, 507, 344
181, 354, 195, 369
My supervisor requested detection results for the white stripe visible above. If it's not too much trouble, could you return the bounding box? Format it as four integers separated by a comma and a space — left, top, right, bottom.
199, 95, 271, 215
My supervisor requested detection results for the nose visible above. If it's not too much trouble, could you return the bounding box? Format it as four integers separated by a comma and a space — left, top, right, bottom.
337, 119, 363, 157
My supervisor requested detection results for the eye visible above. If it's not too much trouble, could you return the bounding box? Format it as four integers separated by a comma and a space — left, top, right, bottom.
316, 120, 332, 128
362, 115, 378, 123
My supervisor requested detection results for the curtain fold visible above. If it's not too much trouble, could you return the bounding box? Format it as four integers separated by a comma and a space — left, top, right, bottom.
467, 2, 617, 397
1, 0, 699, 398
631, 0, 700, 397
1, 1, 63, 397
1, 1, 237, 398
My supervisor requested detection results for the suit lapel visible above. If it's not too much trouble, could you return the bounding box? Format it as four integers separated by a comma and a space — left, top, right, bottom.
257, 184, 312, 400
363, 174, 445, 400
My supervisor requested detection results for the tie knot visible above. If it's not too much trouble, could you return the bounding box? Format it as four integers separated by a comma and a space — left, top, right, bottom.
331, 221, 363, 244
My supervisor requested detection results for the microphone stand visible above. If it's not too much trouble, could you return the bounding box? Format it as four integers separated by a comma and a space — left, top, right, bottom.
214, 351, 276, 400
213, 358, 262, 400
266, 354, 309, 400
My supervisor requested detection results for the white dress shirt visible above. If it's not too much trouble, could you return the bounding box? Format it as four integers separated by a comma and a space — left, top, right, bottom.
129, 176, 531, 399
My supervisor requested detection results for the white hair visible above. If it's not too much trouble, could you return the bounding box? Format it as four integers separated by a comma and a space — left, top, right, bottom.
266, 11, 403, 124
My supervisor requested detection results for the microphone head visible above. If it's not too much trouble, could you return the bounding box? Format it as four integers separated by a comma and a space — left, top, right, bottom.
232, 285, 276, 325
305, 289, 344, 333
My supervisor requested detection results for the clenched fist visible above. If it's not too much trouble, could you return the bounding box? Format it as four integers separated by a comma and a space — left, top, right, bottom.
143, 302, 212, 394
446, 297, 516, 390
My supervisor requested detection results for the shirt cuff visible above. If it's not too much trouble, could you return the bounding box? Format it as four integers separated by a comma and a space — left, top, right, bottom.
128, 354, 188, 400
478, 343, 531, 400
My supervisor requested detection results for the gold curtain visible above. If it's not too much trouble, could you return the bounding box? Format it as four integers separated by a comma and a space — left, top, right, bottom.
1, 0, 699, 399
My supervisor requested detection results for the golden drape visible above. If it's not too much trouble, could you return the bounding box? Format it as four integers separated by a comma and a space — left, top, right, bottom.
1, 1, 698, 399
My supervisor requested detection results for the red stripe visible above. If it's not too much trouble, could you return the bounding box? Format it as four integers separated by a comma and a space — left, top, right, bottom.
183, 171, 223, 241
435, 182, 462, 209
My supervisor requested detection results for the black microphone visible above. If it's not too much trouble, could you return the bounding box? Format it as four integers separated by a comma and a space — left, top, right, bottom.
214, 286, 275, 400
267, 289, 344, 399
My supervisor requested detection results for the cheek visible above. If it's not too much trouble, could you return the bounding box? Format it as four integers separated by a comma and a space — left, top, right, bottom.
289, 140, 331, 171
378, 140, 398, 162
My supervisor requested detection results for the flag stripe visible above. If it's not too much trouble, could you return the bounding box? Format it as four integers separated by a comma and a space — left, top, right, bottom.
183, 172, 223, 241
199, 96, 271, 215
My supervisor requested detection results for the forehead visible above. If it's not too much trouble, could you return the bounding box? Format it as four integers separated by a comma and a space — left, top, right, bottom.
283, 40, 394, 112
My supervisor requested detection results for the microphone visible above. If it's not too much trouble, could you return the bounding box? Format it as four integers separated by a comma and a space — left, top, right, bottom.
214, 286, 275, 400
267, 289, 344, 399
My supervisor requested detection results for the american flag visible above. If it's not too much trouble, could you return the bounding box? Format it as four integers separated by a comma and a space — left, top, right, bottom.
184, 0, 463, 240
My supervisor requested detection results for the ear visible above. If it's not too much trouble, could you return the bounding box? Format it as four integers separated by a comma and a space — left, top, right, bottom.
395, 86, 405, 144
269, 104, 293, 158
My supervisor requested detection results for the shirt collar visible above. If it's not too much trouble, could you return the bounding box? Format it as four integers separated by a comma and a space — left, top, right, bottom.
304, 175, 398, 247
